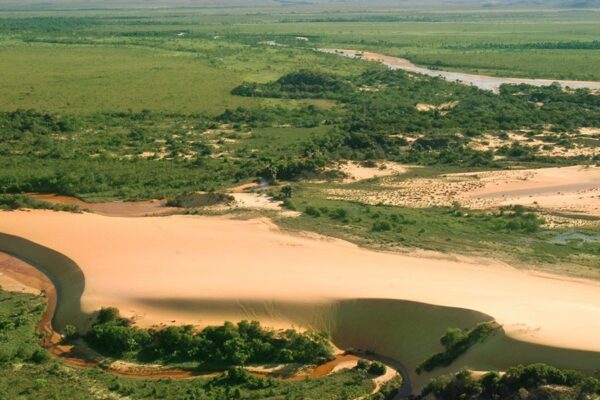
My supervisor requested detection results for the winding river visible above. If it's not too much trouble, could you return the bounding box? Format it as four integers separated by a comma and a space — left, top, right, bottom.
320, 49, 600, 92
1, 210, 599, 394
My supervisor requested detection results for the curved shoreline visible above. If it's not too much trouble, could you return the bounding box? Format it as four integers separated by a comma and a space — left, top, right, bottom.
1, 211, 600, 392
0, 249, 404, 394
320, 48, 600, 93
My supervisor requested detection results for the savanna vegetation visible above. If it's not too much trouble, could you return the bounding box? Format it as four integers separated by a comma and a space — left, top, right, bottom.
275, 182, 600, 270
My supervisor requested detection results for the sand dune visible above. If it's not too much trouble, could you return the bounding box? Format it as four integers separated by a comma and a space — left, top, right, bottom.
1, 210, 599, 353
1, 210, 600, 391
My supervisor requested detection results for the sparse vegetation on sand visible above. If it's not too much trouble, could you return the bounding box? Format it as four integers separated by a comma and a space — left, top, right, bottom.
279, 184, 600, 274
0, 193, 81, 213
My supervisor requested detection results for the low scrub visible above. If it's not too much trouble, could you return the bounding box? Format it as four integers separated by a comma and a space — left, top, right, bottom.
166, 192, 234, 208
0, 194, 80, 212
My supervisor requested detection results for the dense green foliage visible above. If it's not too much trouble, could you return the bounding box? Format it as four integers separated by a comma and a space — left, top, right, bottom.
416, 322, 498, 373
421, 364, 600, 400
85, 307, 334, 367
0, 291, 48, 363
233, 70, 353, 99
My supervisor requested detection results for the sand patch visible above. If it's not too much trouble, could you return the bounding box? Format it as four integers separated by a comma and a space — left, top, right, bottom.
326, 165, 600, 220
416, 101, 458, 113
231, 193, 283, 211
334, 161, 410, 182
579, 127, 600, 136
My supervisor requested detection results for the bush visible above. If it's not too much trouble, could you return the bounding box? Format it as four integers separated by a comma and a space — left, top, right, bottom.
372, 221, 392, 232
329, 207, 348, 221
421, 364, 599, 400
63, 325, 79, 341
84, 310, 334, 367
29, 348, 51, 364
417, 322, 498, 373
367, 361, 386, 376
304, 205, 321, 217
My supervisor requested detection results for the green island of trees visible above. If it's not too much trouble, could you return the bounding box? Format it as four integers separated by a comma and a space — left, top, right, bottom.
82, 307, 334, 368
417, 322, 499, 373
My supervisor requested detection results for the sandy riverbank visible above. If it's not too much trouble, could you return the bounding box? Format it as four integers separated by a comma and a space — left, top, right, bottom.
1, 210, 599, 390
1, 210, 599, 351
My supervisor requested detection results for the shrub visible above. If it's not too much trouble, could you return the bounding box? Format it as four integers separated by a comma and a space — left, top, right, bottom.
304, 205, 321, 217
329, 207, 348, 221
417, 322, 498, 373
367, 361, 387, 376
29, 348, 51, 364
63, 324, 79, 341
372, 221, 392, 232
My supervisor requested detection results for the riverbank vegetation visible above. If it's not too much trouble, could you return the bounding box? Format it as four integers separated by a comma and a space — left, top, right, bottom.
83, 307, 334, 368
0, 290, 379, 399
416, 322, 499, 373
420, 364, 600, 400
0, 194, 81, 212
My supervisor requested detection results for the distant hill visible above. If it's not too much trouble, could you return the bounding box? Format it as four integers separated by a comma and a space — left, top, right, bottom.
1, 0, 598, 10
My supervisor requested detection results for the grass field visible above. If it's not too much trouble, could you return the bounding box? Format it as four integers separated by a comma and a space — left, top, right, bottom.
0, 8, 598, 116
